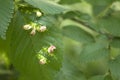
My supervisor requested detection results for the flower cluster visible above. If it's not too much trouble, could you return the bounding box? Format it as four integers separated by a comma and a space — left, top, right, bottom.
23, 10, 56, 65
23, 23, 47, 36
23, 10, 47, 36
36, 45, 56, 65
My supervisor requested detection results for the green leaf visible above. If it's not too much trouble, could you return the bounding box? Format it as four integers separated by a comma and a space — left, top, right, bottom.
85, 0, 114, 5
79, 45, 109, 63
110, 47, 120, 60
111, 38, 120, 48
96, 16, 120, 37
0, 0, 14, 39
79, 39, 109, 63
68, 1, 93, 16
25, 0, 68, 14
59, 0, 81, 4
78, 36, 109, 76
88, 75, 104, 80
0, 39, 6, 53
8, 12, 63, 80
110, 38, 120, 65
61, 22, 94, 43
104, 74, 113, 80
56, 53, 87, 80
85, 0, 114, 15
109, 56, 120, 80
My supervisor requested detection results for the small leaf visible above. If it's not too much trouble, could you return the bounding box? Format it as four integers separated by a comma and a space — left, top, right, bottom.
56, 53, 87, 80
110, 47, 120, 60
62, 25, 94, 43
88, 75, 104, 80
79, 40, 109, 63
59, 0, 81, 4
111, 38, 120, 48
25, 0, 68, 14
85, 0, 114, 15
0, 0, 14, 39
110, 38, 120, 63
109, 56, 120, 80
97, 16, 120, 37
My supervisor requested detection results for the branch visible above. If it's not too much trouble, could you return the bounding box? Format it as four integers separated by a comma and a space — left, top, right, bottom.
70, 18, 99, 37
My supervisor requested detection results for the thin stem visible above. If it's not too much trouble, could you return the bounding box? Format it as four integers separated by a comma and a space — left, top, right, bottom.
70, 18, 99, 37
96, 3, 113, 19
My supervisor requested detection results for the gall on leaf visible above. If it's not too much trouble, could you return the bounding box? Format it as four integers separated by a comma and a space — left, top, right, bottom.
23, 24, 32, 30
30, 28, 36, 36
48, 45, 56, 53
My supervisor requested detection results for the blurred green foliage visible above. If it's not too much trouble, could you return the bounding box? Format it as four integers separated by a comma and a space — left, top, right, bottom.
0, 0, 120, 80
